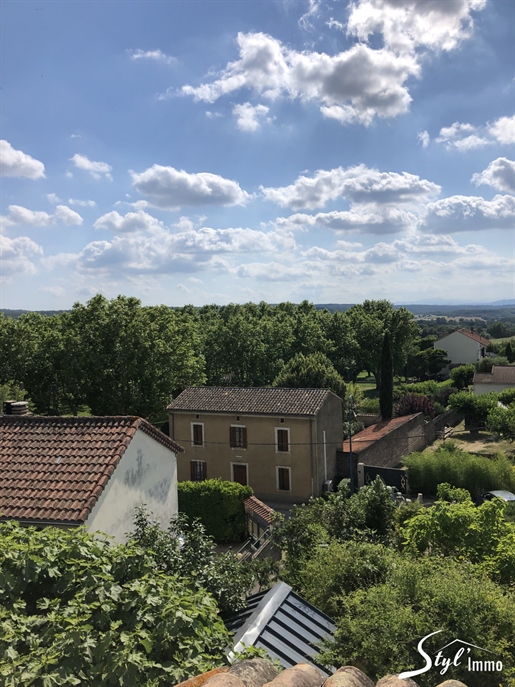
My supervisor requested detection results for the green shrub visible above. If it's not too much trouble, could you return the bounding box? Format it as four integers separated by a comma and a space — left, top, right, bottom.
178, 479, 252, 543
436, 482, 472, 503
403, 442, 515, 497
499, 387, 515, 406
0, 522, 230, 686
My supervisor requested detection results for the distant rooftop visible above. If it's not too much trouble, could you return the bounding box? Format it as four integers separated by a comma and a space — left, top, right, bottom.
436, 328, 489, 347
474, 365, 515, 386
168, 387, 338, 416
342, 414, 422, 454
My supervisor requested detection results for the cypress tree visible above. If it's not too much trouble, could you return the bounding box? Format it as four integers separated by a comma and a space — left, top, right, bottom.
379, 331, 393, 420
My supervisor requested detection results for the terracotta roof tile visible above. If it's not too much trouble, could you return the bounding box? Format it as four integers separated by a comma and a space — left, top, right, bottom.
168, 387, 338, 416
437, 328, 489, 347
342, 414, 421, 454
0, 415, 183, 525
244, 495, 276, 525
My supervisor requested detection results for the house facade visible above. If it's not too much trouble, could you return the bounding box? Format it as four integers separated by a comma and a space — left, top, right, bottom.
167, 387, 343, 504
434, 328, 489, 365
474, 366, 515, 395
0, 415, 183, 542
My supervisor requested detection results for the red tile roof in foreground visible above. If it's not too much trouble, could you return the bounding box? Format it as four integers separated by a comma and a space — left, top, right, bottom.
342, 414, 421, 454
0, 415, 183, 525
244, 495, 276, 525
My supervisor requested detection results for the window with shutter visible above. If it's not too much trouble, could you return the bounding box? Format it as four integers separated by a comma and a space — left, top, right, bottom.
192, 423, 204, 446
276, 428, 289, 452
190, 460, 206, 481
277, 467, 291, 491
230, 426, 247, 448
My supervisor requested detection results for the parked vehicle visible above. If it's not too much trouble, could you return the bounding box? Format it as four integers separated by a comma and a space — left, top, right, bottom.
482, 490, 515, 502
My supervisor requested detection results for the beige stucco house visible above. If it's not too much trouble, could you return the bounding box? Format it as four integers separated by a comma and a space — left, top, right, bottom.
474, 366, 515, 395
0, 415, 183, 543
167, 387, 343, 504
434, 328, 489, 365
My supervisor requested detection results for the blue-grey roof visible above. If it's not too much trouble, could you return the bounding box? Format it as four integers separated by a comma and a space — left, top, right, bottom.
224, 582, 336, 677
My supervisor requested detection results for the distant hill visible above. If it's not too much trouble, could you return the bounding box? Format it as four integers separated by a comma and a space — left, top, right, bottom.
0, 309, 68, 319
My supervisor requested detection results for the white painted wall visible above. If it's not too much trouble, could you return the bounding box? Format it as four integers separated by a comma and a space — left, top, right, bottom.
474, 382, 515, 395
85, 428, 178, 543
434, 332, 483, 365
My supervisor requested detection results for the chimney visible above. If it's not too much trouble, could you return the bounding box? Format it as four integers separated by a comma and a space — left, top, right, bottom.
3, 400, 29, 416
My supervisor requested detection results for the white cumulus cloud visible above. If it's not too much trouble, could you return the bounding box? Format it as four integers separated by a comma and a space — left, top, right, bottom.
233, 102, 271, 131
0, 234, 43, 278
262, 165, 440, 210
1, 204, 82, 228
472, 158, 515, 194
131, 165, 252, 209
489, 115, 515, 145
347, 0, 487, 55
0, 140, 45, 179
94, 210, 164, 233
421, 194, 515, 233
180, 32, 419, 126
70, 153, 113, 180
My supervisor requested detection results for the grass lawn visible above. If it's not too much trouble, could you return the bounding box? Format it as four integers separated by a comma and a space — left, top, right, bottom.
423, 420, 515, 462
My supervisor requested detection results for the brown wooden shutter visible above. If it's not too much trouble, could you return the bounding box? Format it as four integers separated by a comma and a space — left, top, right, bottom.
242, 427, 247, 449
230, 426, 236, 447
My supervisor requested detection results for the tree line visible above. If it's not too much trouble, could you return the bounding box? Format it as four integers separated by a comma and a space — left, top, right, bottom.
0, 295, 420, 422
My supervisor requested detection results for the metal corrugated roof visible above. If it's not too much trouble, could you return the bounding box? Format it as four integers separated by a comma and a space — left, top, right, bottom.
225, 582, 336, 677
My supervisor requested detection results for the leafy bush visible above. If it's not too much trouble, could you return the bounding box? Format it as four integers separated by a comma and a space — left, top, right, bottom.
487, 404, 515, 441
450, 364, 475, 390
499, 387, 515, 406
0, 521, 230, 686
319, 556, 515, 687
403, 442, 515, 497
178, 479, 252, 543
357, 397, 380, 414
436, 482, 472, 503
128, 507, 255, 612
394, 392, 436, 419
449, 390, 498, 430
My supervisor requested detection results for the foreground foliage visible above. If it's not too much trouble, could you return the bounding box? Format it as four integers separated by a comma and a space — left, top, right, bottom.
0, 522, 230, 686
403, 441, 515, 497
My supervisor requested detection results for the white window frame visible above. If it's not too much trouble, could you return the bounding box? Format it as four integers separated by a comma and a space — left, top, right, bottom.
230, 424, 247, 449
231, 461, 249, 486
191, 422, 204, 447
276, 466, 292, 492
275, 427, 290, 453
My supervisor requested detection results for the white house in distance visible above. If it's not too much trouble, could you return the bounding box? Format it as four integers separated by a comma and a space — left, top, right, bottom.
434, 328, 490, 365
0, 414, 183, 543
474, 366, 515, 395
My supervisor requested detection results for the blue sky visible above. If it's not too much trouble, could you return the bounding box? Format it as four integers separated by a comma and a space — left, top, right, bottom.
1, 0, 514, 309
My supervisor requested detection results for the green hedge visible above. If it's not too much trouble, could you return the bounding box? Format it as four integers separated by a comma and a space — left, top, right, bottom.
178, 479, 253, 543
404, 442, 515, 497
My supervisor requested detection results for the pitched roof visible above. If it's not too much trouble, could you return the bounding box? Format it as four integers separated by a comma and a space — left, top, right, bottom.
167, 387, 338, 416
474, 365, 515, 385
225, 582, 336, 677
437, 328, 489, 347
244, 495, 276, 526
342, 414, 421, 454
0, 415, 183, 525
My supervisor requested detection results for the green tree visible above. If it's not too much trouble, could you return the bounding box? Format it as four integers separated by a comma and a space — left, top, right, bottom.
448, 390, 499, 432
450, 363, 475, 390
273, 351, 346, 399
128, 507, 255, 612
346, 300, 419, 389
379, 332, 393, 419
487, 404, 515, 441
0, 521, 230, 686
319, 556, 515, 687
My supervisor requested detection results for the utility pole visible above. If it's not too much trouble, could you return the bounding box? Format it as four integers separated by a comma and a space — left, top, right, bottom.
348, 395, 356, 494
